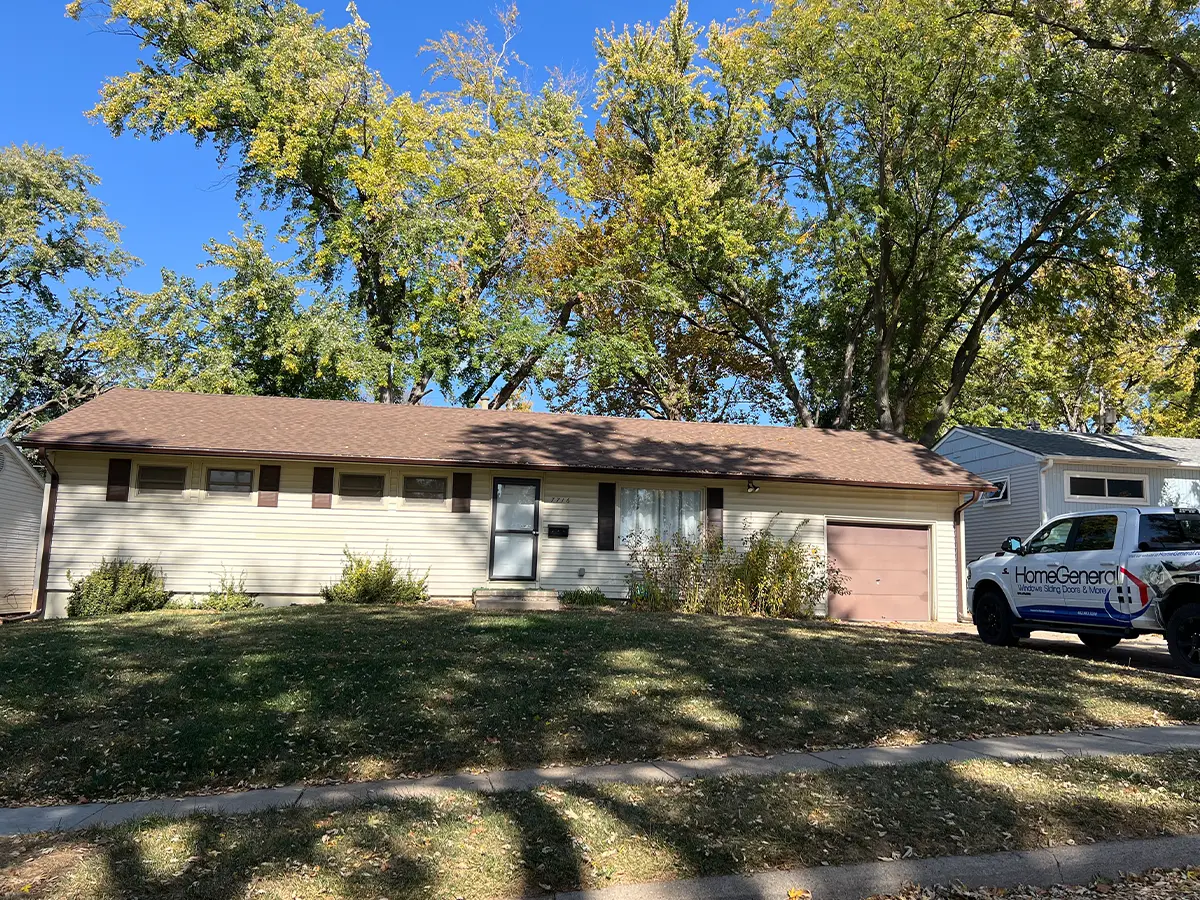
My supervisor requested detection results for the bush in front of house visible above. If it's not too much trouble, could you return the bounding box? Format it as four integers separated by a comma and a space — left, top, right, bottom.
202, 572, 260, 611
559, 587, 622, 607
626, 520, 845, 619
321, 549, 430, 605
67, 558, 173, 618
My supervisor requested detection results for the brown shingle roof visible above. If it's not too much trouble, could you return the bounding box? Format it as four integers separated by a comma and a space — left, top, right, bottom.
21, 388, 990, 492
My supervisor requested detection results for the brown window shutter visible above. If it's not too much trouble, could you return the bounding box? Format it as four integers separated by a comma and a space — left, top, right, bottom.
312, 466, 334, 509
258, 465, 281, 508
451, 472, 472, 513
706, 487, 724, 541
597, 482, 616, 551
106, 458, 132, 502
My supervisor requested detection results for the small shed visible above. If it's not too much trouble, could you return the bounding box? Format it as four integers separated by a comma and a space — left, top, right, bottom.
0, 438, 46, 614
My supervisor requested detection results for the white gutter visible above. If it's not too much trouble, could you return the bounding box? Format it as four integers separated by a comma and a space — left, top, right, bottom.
955, 489, 986, 622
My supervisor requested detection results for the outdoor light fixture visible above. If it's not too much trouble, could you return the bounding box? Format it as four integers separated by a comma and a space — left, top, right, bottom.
747, 479, 760, 493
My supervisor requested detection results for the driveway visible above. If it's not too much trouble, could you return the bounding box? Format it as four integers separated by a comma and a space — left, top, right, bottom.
868, 620, 1179, 675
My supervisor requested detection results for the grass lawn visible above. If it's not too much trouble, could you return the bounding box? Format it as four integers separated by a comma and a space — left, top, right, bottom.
3, 750, 1200, 899
0, 606, 1198, 806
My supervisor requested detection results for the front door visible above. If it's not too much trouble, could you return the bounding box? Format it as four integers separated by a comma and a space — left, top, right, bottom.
490, 478, 540, 581
1009, 516, 1075, 623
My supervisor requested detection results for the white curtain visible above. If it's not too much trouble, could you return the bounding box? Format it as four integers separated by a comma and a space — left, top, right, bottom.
620, 488, 702, 542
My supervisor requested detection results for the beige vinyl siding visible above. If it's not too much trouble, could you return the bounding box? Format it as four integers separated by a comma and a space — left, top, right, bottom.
0, 442, 45, 613
45, 451, 962, 621
44, 451, 493, 617
724, 481, 959, 622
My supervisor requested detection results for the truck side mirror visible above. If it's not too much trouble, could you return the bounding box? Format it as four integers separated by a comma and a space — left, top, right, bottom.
1002, 536, 1024, 554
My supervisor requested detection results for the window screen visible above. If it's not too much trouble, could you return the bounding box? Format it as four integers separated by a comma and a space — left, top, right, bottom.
403, 476, 447, 500
338, 473, 385, 499
136, 465, 187, 494
207, 468, 254, 494
1069, 476, 1107, 498
1069, 474, 1145, 500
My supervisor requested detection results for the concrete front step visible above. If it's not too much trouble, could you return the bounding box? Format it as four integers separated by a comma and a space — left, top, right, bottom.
473, 589, 562, 611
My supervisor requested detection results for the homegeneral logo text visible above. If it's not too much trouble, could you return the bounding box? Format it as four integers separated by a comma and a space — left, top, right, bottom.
1014, 566, 1117, 586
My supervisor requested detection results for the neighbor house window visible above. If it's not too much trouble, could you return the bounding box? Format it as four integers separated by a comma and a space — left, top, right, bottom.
206, 468, 254, 495
403, 476, 447, 501
338, 472, 385, 500
619, 488, 703, 542
982, 476, 1010, 504
1066, 472, 1147, 502
136, 465, 188, 495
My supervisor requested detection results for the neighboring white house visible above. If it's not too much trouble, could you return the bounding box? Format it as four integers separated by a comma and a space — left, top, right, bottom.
936, 425, 1200, 562
0, 438, 46, 614
21, 389, 990, 622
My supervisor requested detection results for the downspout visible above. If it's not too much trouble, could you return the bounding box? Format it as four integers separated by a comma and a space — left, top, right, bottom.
1039, 458, 1054, 524
955, 489, 986, 622
32, 450, 59, 619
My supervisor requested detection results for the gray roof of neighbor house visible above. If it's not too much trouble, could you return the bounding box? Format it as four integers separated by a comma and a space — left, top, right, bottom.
959, 426, 1200, 466
21, 388, 991, 492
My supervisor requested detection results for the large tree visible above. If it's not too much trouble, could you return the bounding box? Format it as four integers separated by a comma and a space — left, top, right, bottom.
0, 144, 133, 440
580, 0, 1200, 441
74, 0, 586, 408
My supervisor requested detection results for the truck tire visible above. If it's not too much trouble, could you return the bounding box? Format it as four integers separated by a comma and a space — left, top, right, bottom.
1166, 601, 1200, 677
974, 588, 1020, 647
1078, 634, 1122, 651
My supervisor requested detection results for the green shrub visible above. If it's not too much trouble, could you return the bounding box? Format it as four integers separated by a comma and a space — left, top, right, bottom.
626, 520, 845, 619
321, 549, 429, 605
202, 572, 260, 611
67, 559, 172, 618
559, 587, 621, 607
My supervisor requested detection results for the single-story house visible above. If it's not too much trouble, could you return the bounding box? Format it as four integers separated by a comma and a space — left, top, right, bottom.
935, 425, 1200, 561
20, 388, 989, 621
0, 437, 47, 615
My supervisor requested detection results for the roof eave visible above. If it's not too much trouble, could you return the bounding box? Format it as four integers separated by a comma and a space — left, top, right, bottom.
22, 438, 987, 494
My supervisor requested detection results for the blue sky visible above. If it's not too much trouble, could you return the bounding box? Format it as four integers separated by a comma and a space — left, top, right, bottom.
1, 0, 730, 296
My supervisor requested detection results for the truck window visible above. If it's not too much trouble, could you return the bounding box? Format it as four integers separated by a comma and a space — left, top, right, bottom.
1138, 513, 1200, 550
1070, 515, 1119, 552
1026, 519, 1074, 554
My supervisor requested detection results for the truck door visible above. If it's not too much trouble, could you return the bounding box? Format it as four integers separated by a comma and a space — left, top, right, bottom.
1009, 517, 1076, 623
1060, 513, 1122, 625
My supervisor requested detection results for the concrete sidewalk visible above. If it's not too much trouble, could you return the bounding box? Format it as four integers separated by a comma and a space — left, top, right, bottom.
552, 834, 1200, 900
3, 724, 1199, 836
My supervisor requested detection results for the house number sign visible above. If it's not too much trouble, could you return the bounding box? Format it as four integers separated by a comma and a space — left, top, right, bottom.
544, 496, 571, 504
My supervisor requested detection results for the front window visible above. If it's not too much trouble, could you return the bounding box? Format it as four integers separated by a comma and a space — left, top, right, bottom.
619, 488, 703, 542
136, 465, 187, 495
1025, 519, 1073, 554
207, 468, 254, 495
1067, 473, 1146, 501
338, 472, 385, 500
403, 476, 447, 501
1138, 513, 1200, 550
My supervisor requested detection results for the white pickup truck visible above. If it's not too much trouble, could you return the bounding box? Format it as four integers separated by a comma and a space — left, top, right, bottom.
967, 506, 1200, 676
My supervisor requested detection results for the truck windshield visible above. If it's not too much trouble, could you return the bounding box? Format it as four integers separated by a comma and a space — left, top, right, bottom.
1138, 514, 1200, 550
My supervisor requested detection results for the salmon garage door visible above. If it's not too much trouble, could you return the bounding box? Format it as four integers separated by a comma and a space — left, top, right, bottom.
826, 523, 930, 621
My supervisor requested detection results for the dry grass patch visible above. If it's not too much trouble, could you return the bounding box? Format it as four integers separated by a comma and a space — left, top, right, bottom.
3, 751, 1200, 899
1, 606, 1197, 805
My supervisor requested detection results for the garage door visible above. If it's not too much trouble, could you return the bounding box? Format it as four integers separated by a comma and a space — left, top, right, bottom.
826, 523, 930, 621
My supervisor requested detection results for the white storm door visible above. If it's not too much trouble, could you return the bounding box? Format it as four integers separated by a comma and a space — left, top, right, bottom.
489, 478, 540, 581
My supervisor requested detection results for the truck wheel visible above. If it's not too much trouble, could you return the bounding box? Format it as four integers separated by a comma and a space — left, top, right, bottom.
1166, 601, 1200, 677
974, 589, 1020, 647
1079, 634, 1122, 651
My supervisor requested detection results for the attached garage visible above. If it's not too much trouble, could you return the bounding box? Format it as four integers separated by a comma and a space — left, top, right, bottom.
0, 438, 46, 615
826, 523, 931, 621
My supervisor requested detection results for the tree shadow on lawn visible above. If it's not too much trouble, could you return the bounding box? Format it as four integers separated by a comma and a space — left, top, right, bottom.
1, 607, 1197, 805
11, 752, 1199, 899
